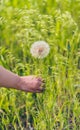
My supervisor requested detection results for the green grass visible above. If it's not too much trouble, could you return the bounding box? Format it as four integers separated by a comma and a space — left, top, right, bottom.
0, 0, 80, 130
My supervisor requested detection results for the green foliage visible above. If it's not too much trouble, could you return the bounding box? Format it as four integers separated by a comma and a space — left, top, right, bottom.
0, 0, 80, 129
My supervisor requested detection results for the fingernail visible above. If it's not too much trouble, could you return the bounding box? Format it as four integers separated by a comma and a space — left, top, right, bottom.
42, 79, 46, 82
41, 83, 45, 87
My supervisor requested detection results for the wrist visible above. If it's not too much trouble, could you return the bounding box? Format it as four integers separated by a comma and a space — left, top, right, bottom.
14, 75, 21, 90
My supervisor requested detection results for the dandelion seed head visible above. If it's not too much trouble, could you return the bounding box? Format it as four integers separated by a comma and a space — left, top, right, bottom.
30, 41, 50, 59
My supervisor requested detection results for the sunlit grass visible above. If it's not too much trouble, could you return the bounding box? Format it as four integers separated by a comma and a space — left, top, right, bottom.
0, 0, 80, 130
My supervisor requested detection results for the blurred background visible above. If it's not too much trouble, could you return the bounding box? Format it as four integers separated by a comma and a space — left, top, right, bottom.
0, 0, 80, 130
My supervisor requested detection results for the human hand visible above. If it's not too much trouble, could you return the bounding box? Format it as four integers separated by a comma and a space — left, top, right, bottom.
17, 76, 45, 93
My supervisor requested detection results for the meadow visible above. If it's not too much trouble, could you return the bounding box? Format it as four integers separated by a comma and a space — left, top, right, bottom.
0, 0, 80, 130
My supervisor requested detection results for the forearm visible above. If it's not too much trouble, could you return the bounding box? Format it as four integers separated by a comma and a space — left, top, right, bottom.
0, 66, 44, 93
0, 66, 20, 88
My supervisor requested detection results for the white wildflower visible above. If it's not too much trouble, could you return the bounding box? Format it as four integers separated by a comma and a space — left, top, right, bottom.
30, 41, 50, 59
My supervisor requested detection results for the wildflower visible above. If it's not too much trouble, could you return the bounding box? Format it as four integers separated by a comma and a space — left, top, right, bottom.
30, 41, 50, 59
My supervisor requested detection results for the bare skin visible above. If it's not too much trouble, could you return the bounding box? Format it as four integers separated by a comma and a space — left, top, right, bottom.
0, 66, 45, 93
